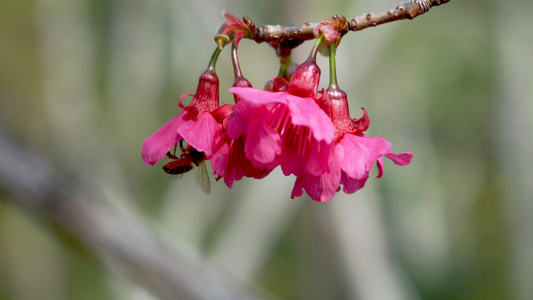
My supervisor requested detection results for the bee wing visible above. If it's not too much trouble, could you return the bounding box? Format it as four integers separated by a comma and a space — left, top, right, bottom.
195, 161, 211, 194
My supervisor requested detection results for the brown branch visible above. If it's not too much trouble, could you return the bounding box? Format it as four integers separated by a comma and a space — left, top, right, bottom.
0, 128, 275, 300
349, 0, 450, 31
247, 0, 450, 43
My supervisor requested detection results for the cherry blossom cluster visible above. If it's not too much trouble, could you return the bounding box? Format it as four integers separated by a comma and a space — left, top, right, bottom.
141, 13, 413, 202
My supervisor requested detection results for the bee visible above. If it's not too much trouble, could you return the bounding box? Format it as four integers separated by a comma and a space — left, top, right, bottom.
163, 141, 211, 194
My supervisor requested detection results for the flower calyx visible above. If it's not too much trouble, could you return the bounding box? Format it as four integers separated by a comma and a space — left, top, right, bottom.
216, 12, 250, 48
286, 35, 324, 98
314, 15, 349, 54
320, 86, 369, 140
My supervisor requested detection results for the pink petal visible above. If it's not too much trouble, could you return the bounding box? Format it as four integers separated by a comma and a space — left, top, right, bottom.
213, 134, 273, 189
229, 87, 289, 106
279, 144, 305, 177
244, 108, 282, 167
211, 133, 231, 178
290, 177, 305, 199
226, 135, 272, 187
290, 150, 341, 202
293, 170, 341, 203
376, 156, 385, 178
141, 112, 187, 165
178, 112, 222, 158
278, 138, 331, 177
376, 151, 413, 178
211, 104, 234, 125
229, 87, 334, 143
285, 95, 335, 143
302, 140, 333, 176
223, 144, 239, 189
339, 134, 392, 180
226, 101, 253, 140
340, 171, 368, 194
385, 152, 413, 166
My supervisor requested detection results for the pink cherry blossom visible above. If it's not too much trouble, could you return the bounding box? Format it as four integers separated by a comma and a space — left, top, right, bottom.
220, 60, 334, 179
211, 100, 273, 188
227, 78, 335, 177
208, 68, 275, 187
211, 132, 272, 188
141, 68, 223, 165
291, 87, 413, 202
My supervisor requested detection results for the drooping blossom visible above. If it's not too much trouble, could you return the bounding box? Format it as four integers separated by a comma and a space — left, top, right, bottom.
211, 112, 273, 187
141, 56, 225, 165
226, 59, 336, 179
288, 37, 413, 202
221, 35, 336, 181
211, 77, 273, 187
290, 86, 413, 202
211, 41, 274, 187
141, 15, 414, 201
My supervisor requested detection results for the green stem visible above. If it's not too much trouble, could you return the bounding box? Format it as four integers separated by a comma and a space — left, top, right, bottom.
307, 35, 325, 62
207, 47, 223, 73
328, 42, 338, 89
277, 56, 292, 77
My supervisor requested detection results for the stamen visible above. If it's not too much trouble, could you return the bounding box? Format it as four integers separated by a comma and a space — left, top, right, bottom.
267, 103, 290, 134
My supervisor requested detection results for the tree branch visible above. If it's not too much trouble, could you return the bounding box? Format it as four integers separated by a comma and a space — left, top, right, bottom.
0, 128, 274, 300
247, 0, 450, 43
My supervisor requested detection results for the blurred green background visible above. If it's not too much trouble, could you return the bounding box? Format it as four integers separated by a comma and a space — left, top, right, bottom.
1, 0, 532, 299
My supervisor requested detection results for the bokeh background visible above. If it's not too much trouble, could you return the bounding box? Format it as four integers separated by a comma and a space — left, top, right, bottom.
1, 0, 532, 299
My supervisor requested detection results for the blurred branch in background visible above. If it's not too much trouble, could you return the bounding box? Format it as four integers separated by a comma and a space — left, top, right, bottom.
495, 1, 533, 299
0, 128, 274, 300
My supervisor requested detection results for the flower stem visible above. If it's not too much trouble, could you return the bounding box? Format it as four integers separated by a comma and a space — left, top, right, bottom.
277, 56, 292, 78
231, 42, 243, 78
207, 47, 223, 73
328, 42, 338, 89
307, 35, 325, 63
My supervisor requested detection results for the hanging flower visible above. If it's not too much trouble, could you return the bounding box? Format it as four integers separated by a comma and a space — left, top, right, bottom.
211, 131, 272, 188
210, 41, 274, 187
224, 35, 337, 179
211, 79, 273, 188
141, 48, 224, 165
227, 68, 335, 177
290, 85, 413, 202
290, 40, 412, 202
141, 15, 414, 201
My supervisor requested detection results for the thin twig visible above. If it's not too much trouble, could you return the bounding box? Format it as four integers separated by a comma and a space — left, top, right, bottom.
247, 0, 450, 43
0, 128, 275, 300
